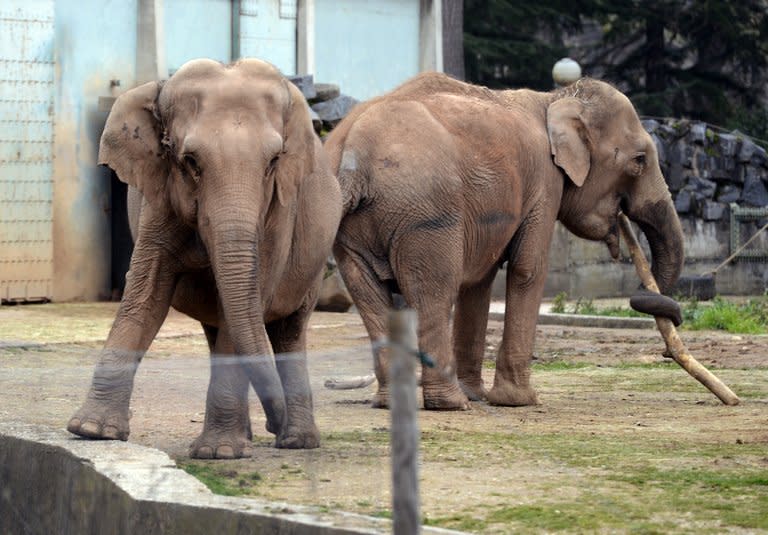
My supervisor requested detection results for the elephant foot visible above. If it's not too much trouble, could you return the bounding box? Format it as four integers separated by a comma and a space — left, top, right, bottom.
486, 383, 539, 407
189, 429, 254, 459
423, 383, 470, 411
67, 401, 130, 441
371, 388, 389, 409
265, 417, 280, 436
458, 378, 487, 401
276, 423, 320, 449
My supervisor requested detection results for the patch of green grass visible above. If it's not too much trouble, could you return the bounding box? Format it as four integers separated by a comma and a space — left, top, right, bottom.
551, 291, 568, 314
483, 500, 662, 533
683, 296, 768, 334
424, 512, 486, 531
551, 293, 768, 334
572, 297, 598, 315
532, 360, 593, 371
178, 461, 262, 497
421, 430, 768, 532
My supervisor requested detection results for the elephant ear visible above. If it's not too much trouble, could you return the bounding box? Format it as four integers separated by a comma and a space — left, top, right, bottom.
547, 97, 591, 187
99, 81, 169, 207
274, 80, 315, 207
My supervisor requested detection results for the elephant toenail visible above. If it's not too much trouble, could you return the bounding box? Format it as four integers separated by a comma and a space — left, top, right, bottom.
80, 421, 100, 437
102, 426, 121, 440
195, 446, 214, 459
216, 445, 235, 459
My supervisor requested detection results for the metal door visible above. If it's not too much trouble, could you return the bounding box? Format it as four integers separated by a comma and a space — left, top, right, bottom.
239, 0, 297, 75
0, 1, 55, 302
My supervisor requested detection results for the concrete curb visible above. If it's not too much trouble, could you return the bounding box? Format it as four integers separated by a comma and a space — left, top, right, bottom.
489, 311, 656, 330
0, 422, 464, 535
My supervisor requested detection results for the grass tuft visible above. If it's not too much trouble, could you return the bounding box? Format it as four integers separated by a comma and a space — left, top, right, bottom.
178, 461, 262, 497
550, 293, 768, 334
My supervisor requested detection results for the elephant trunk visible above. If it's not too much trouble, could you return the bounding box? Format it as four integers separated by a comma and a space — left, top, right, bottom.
205, 202, 287, 433
625, 193, 684, 295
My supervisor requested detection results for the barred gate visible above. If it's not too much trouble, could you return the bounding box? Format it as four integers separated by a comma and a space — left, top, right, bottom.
0, 1, 55, 302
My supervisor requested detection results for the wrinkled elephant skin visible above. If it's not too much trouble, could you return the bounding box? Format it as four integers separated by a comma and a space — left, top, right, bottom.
324, 74, 684, 410
68, 59, 341, 458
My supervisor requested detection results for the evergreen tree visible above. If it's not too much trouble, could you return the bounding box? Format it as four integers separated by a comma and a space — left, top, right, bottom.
464, 1, 768, 138
464, 1, 591, 89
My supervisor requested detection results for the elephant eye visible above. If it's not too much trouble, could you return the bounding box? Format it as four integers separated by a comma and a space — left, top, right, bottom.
630, 153, 646, 176
183, 153, 201, 181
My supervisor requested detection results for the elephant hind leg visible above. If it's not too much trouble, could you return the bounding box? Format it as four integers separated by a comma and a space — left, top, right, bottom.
391, 238, 469, 411
334, 244, 394, 409
454, 271, 497, 401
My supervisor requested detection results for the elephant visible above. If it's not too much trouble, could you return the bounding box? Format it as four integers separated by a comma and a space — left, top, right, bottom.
67, 58, 342, 458
323, 73, 684, 410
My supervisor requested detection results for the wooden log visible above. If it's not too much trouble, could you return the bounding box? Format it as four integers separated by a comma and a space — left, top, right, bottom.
389, 308, 421, 534
323, 374, 376, 390
618, 213, 740, 406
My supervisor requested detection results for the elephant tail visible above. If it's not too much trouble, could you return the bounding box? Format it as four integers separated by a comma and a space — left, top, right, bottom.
336, 147, 372, 216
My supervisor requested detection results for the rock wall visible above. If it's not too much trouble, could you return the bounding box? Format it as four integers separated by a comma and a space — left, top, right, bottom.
644, 118, 768, 218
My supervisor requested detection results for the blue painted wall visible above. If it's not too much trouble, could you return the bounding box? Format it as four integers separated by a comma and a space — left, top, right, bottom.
314, 0, 419, 101
51, 0, 235, 300
165, 0, 232, 73
238, 0, 297, 75
53, 0, 138, 300
2, 0, 425, 300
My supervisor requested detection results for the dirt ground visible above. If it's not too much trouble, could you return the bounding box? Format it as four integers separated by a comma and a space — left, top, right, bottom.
1, 302, 766, 533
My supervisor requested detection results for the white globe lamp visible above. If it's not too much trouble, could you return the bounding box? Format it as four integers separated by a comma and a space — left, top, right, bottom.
552, 58, 582, 86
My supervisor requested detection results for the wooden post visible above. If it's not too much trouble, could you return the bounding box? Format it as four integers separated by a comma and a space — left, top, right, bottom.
618, 213, 740, 406
389, 307, 421, 534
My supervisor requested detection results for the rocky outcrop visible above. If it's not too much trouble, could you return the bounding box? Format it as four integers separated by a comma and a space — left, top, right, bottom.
644, 118, 768, 219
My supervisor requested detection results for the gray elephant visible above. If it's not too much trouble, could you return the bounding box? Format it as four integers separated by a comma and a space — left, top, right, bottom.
68, 58, 341, 458
324, 73, 683, 410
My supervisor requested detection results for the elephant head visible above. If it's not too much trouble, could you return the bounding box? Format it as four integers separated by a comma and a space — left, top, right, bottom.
99, 58, 314, 366
547, 79, 684, 295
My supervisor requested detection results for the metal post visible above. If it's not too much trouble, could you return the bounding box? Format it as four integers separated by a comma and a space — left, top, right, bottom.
389, 307, 421, 534
136, 0, 167, 84
231, 0, 241, 62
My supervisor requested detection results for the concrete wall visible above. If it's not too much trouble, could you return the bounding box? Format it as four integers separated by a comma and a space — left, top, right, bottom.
0, 422, 460, 535
502, 218, 768, 301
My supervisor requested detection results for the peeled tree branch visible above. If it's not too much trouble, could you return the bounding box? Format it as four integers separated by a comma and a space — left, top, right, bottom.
618, 213, 740, 406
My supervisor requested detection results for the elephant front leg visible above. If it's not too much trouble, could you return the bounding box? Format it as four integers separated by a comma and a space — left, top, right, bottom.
67, 347, 142, 440
68, 207, 187, 440
190, 326, 255, 459
267, 304, 320, 449
487, 211, 555, 407
68, 253, 178, 440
